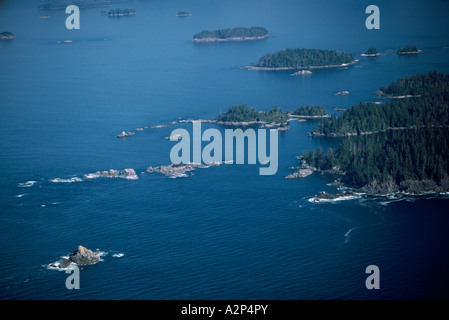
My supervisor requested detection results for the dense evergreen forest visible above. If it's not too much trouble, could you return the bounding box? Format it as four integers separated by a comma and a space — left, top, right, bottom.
293, 105, 328, 116
256, 48, 354, 69
365, 48, 378, 55
380, 71, 449, 96
107, 8, 136, 16
193, 27, 268, 40
313, 73, 449, 136
303, 72, 449, 193
0, 32, 14, 40
216, 104, 288, 124
303, 128, 449, 190
398, 45, 419, 54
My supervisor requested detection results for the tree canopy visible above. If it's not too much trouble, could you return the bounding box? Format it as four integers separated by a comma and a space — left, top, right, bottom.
256, 48, 354, 69
193, 27, 268, 40
304, 72, 449, 191
217, 104, 288, 124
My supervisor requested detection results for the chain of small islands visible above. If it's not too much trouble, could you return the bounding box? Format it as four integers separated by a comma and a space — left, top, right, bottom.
10, 6, 447, 202
35, 71, 447, 204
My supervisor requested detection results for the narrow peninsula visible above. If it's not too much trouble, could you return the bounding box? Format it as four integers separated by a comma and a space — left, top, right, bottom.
299, 72, 449, 196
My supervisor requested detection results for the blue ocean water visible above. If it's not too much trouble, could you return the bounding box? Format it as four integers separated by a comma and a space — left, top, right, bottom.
1, 0, 449, 299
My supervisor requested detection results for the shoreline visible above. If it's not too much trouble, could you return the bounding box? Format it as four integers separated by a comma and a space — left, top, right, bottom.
360, 53, 382, 57
192, 34, 269, 43
242, 59, 359, 71
398, 50, 422, 55
290, 114, 329, 119
309, 124, 448, 137
289, 158, 449, 197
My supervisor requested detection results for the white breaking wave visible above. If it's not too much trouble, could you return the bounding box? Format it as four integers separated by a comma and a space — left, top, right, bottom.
84, 173, 101, 179
308, 195, 361, 203
344, 227, 360, 243
170, 173, 189, 178
18, 181, 36, 188
46, 251, 107, 271
50, 177, 83, 183
46, 256, 76, 271
112, 253, 124, 258
121, 174, 139, 180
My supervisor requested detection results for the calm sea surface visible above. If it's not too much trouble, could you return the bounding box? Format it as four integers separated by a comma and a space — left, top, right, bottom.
1, 0, 449, 299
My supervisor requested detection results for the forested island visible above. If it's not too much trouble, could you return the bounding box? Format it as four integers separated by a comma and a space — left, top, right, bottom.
246, 48, 356, 70
299, 72, 449, 195
0, 32, 14, 40
216, 104, 289, 128
292, 105, 328, 117
107, 8, 136, 16
311, 72, 449, 137
397, 45, 421, 55
176, 11, 191, 17
361, 47, 380, 57
192, 27, 269, 42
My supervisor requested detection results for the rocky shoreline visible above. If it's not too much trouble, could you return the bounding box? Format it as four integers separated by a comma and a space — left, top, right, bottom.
147, 162, 218, 178
290, 70, 312, 76
360, 53, 382, 57
0, 32, 14, 40
355, 178, 449, 196
397, 50, 422, 55
50, 246, 101, 269
308, 124, 446, 138
192, 34, 269, 43
242, 60, 359, 71
309, 191, 361, 203
287, 156, 449, 197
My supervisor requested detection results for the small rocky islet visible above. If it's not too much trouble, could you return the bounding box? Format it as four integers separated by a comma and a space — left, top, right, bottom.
51, 245, 101, 269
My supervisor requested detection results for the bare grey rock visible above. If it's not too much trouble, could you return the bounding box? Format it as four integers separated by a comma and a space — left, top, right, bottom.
116, 131, 135, 138
122, 168, 136, 176
68, 245, 100, 266
285, 160, 316, 179
147, 163, 207, 178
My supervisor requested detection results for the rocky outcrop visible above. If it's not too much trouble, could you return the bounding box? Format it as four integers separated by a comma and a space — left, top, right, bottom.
94, 169, 120, 178
291, 70, 312, 76
286, 160, 316, 179
0, 32, 14, 40
147, 163, 209, 178
356, 180, 399, 195
69, 246, 100, 266
116, 131, 135, 138
89, 168, 137, 179
357, 179, 449, 195
54, 246, 101, 268
150, 125, 171, 129
122, 168, 137, 178
311, 191, 361, 202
